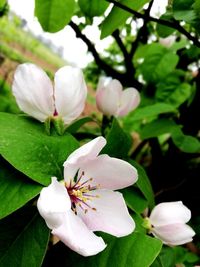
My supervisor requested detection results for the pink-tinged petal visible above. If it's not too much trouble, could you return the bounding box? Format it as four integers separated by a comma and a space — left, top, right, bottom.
150, 201, 191, 227
151, 223, 195, 246
54, 66, 87, 125
52, 210, 106, 256
117, 88, 140, 117
79, 154, 138, 190
12, 63, 54, 122
37, 177, 70, 229
78, 189, 135, 237
96, 78, 122, 116
63, 137, 106, 184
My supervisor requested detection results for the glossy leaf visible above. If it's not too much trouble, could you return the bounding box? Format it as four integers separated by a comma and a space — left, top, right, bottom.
66, 117, 95, 134
171, 127, 200, 153
35, 0, 75, 32
101, 0, 150, 39
140, 119, 177, 140
0, 113, 79, 186
122, 187, 148, 214
124, 103, 176, 122
132, 161, 155, 209
78, 0, 109, 17
0, 207, 50, 267
101, 118, 132, 158
43, 233, 162, 267
0, 158, 42, 219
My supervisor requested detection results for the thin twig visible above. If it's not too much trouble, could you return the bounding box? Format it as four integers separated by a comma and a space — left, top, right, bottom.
107, 0, 200, 48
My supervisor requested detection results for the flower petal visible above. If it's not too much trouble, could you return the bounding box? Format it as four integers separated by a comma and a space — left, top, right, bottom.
152, 223, 195, 246
37, 177, 70, 229
96, 78, 122, 116
149, 201, 191, 227
63, 137, 106, 185
117, 88, 140, 117
54, 66, 87, 125
12, 63, 54, 121
52, 210, 106, 256
79, 154, 138, 190
78, 189, 135, 237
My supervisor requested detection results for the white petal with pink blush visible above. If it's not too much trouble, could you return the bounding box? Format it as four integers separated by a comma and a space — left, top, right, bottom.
37, 136, 138, 256
12, 63, 87, 125
147, 201, 195, 246
96, 77, 140, 117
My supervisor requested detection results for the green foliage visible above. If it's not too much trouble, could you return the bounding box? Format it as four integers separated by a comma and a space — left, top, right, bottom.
136, 43, 179, 83
0, 206, 50, 267
0, 79, 20, 114
35, 0, 76, 32
0, 159, 42, 219
57, 233, 162, 267
122, 187, 148, 214
171, 126, 200, 153
66, 117, 95, 134
78, 0, 109, 18
0, 113, 79, 185
140, 119, 177, 140
100, 0, 150, 39
101, 118, 132, 158
151, 246, 200, 267
173, 0, 200, 33
155, 72, 193, 107
132, 161, 155, 209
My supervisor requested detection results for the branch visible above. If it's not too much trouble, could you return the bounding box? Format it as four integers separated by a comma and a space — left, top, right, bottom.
112, 29, 135, 75
107, 0, 200, 48
69, 21, 124, 79
69, 20, 142, 88
129, 1, 154, 59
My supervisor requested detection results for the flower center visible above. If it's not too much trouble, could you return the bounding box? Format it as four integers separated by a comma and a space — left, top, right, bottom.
66, 171, 100, 214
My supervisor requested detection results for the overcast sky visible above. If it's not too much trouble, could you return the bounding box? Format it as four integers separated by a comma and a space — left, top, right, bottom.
7, 0, 168, 68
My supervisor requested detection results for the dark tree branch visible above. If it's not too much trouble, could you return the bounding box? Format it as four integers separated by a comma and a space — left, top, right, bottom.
129, 1, 154, 59
69, 21, 123, 79
107, 0, 200, 48
69, 20, 142, 88
112, 29, 135, 76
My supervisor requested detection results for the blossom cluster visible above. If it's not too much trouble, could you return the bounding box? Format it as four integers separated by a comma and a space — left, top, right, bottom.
12, 63, 195, 256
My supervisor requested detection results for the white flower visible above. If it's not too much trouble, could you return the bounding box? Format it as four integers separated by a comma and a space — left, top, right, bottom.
37, 136, 138, 256
12, 63, 87, 125
148, 201, 195, 246
96, 77, 140, 117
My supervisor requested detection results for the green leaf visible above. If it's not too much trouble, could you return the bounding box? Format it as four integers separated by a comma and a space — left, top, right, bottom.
0, 207, 50, 267
0, 0, 6, 9
101, 118, 132, 158
0, 113, 79, 186
0, 158, 42, 219
100, 0, 150, 39
171, 127, 200, 153
131, 161, 155, 209
173, 0, 196, 22
157, 12, 176, 37
34, 0, 75, 32
122, 187, 148, 214
55, 233, 162, 267
124, 103, 176, 122
156, 74, 192, 107
66, 117, 95, 134
140, 119, 177, 140
173, 0, 200, 33
139, 47, 179, 83
78, 0, 109, 17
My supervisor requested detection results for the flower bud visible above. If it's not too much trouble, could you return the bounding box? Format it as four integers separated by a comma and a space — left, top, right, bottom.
96, 77, 140, 117
147, 201, 195, 246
